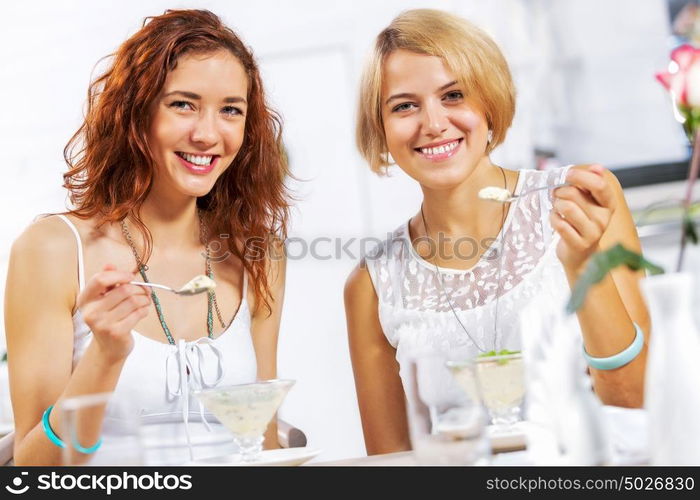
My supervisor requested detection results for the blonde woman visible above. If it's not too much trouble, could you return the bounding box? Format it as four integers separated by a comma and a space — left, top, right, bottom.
344, 9, 649, 455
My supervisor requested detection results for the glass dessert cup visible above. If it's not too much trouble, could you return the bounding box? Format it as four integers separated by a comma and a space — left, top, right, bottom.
474, 353, 525, 428
194, 379, 295, 463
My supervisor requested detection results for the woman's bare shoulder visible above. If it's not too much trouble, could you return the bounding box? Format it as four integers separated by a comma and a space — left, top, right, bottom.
8, 214, 82, 309
344, 262, 376, 308
12, 214, 80, 257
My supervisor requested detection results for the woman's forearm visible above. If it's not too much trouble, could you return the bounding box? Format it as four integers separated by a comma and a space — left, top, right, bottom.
564, 267, 646, 407
14, 342, 126, 465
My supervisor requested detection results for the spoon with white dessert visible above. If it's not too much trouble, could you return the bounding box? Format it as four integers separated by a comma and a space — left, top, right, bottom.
478, 182, 570, 203
129, 274, 216, 296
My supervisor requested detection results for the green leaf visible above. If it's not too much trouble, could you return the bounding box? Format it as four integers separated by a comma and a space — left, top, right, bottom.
478, 350, 497, 358
684, 213, 699, 245
1, 351, 6, 363
477, 349, 520, 358
566, 244, 664, 314
477, 349, 521, 365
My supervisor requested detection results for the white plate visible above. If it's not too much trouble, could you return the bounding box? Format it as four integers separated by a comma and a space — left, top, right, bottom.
488, 422, 527, 452
188, 446, 321, 466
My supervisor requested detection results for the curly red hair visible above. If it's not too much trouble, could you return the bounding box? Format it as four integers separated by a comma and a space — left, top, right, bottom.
63, 9, 290, 314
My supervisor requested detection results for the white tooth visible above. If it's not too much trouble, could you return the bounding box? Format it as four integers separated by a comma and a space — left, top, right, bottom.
182, 153, 212, 166
438, 146, 445, 154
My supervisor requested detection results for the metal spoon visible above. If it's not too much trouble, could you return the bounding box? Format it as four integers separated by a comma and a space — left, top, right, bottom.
479, 182, 570, 203
129, 274, 216, 296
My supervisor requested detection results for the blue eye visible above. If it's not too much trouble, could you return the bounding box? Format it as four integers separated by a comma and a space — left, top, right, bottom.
392, 102, 416, 113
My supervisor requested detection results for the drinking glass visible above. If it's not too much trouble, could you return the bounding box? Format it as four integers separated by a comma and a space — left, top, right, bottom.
405, 353, 489, 465
59, 392, 143, 465
194, 379, 294, 463
474, 353, 525, 428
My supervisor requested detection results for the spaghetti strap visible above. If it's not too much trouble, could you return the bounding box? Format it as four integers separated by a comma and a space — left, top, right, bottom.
242, 268, 248, 303
55, 214, 86, 293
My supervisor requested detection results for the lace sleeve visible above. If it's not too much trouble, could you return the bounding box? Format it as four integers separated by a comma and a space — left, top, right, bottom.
363, 234, 407, 308
363, 239, 391, 305
540, 165, 572, 245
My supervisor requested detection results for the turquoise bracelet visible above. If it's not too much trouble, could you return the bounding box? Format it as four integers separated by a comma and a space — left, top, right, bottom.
42, 405, 102, 454
71, 435, 103, 455
42, 405, 65, 449
582, 322, 644, 370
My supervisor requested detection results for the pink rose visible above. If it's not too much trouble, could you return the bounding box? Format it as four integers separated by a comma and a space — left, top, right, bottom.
656, 44, 700, 108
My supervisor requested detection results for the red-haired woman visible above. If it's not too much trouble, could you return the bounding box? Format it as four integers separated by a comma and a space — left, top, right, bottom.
4, 10, 290, 465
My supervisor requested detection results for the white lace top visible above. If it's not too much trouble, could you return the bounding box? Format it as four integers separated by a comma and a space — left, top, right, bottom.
365, 166, 574, 370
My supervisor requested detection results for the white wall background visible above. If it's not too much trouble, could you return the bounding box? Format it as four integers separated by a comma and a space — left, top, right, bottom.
0, 0, 689, 460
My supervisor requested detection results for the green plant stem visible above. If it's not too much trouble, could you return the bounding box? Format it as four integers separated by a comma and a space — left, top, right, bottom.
567, 244, 664, 314
677, 128, 700, 272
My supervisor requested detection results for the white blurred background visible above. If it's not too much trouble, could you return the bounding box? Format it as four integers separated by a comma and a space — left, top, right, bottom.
0, 0, 696, 460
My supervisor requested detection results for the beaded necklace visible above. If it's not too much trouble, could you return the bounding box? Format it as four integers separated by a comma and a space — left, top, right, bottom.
120, 212, 228, 345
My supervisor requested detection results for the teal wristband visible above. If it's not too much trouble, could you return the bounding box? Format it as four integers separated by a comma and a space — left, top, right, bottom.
71, 435, 103, 455
42, 405, 65, 449
42, 405, 103, 454
583, 322, 644, 370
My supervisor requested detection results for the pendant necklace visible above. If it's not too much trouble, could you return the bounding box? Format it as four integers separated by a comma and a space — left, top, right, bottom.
418, 166, 509, 353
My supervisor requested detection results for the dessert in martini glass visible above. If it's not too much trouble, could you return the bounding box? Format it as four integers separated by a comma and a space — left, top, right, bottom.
194, 379, 295, 462
447, 351, 525, 428
475, 352, 525, 427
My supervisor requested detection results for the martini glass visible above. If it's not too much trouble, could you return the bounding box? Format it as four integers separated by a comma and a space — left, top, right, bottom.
194, 379, 294, 463
474, 353, 525, 428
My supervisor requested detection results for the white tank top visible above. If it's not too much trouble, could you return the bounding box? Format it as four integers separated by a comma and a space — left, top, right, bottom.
364, 166, 576, 392
55, 215, 257, 464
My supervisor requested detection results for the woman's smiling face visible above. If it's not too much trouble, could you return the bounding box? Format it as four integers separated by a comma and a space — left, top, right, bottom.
381, 49, 490, 190
148, 49, 248, 199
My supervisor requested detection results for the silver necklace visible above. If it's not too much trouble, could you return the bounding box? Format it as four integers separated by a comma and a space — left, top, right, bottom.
418, 167, 509, 353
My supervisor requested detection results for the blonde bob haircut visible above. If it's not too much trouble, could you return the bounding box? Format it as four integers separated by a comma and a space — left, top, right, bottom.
356, 9, 516, 174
